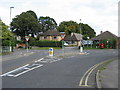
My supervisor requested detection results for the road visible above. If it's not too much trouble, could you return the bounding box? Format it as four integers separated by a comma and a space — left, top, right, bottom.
1, 48, 118, 88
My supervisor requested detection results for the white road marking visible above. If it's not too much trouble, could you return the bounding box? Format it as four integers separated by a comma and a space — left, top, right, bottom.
14, 64, 43, 77
79, 60, 108, 86
35, 58, 44, 62
1, 64, 29, 77
1, 64, 43, 77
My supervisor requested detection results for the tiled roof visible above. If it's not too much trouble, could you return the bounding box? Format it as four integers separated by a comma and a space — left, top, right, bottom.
72, 33, 82, 41
40, 30, 60, 36
64, 35, 73, 41
64, 33, 82, 41
91, 31, 117, 40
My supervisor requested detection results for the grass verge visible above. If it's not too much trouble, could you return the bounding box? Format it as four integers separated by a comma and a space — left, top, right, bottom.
0, 52, 12, 56
31, 47, 62, 50
99, 60, 113, 72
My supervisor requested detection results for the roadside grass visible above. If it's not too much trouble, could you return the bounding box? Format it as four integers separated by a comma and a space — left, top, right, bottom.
0, 52, 12, 56
31, 47, 62, 50
83, 47, 114, 50
99, 60, 113, 72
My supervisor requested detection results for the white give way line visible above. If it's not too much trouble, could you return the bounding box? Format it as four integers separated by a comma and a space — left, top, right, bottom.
1, 64, 43, 77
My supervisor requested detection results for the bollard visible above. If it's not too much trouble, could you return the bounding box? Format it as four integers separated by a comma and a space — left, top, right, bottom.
80, 47, 83, 53
49, 48, 53, 56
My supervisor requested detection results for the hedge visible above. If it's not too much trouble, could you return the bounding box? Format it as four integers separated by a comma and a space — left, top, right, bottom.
31, 40, 62, 47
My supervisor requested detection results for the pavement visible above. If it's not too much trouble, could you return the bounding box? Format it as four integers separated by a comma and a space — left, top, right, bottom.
1, 49, 35, 61
1, 48, 119, 88
97, 59, 118, 88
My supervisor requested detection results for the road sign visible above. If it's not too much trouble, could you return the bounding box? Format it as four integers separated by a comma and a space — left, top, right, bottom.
60, 34, 65, 40
49, 48, 53, 56
25, 36, 30, 42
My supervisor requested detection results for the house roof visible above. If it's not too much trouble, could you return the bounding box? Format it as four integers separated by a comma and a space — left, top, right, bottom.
64, 33, 82, 41
40, 30, 60, 36
91, 31, 118, 40
64, 35, 73, 41
72, 33, 82, 41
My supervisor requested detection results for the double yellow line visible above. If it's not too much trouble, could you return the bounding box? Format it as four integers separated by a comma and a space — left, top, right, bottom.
79, 60, 109, 87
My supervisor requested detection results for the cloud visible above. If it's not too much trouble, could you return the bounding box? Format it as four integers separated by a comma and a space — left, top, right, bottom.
0, 0, 118, 36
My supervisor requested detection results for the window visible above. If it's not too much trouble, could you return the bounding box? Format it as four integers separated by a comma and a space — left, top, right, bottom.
52, 36, 57, 39
44, 36, 47, 39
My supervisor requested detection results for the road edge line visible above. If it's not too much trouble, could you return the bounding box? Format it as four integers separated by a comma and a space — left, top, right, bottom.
96, 70, 102, 88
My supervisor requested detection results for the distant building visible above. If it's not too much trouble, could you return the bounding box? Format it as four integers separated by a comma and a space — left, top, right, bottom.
91, 31, 118, 48
91, 31, 117, 41
64, 33, 82, 46
38, 30, 62, 41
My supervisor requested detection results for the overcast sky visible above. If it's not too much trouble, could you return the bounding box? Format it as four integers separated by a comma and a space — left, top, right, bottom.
0, 0, 119, 36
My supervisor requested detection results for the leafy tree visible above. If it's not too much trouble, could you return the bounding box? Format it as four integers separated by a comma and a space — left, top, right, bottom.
26, 10, 38, 20
39, 16, 57, 32
11, 11, 41, 39
57, 21, 80, 35
0, 19, 15, 46
80, 24, 96, 40
58, 21, 96, 38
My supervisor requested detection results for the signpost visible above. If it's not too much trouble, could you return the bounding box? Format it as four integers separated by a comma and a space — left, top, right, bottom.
25, 36, 30, 52
60, 34, 65, 54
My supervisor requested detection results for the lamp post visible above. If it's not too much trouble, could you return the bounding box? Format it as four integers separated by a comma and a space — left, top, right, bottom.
10, 7, 14, 23
87, 37, 90, 47
10, 6, 14, 52
79, 19, 83, 53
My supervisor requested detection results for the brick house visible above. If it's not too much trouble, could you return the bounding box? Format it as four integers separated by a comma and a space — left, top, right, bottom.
38, 30, 62, 41
64, 33, 82, 46
91, 31, 118, 48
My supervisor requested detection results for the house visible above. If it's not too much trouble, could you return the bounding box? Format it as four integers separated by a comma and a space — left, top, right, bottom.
91, 31, 118, 48
38, 30, 62, 41
64, 33, 82, 46
117, 37, 120, 49
91, 31, 117, 41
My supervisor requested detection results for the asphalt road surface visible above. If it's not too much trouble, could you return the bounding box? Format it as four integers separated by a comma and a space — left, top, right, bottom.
1, 48, 118, 88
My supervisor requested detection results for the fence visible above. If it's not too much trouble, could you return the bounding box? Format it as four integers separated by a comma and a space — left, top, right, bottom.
0, 46, 12, 53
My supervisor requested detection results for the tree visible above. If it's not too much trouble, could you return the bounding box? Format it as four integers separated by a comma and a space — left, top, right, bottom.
11, 11, 41, 39
39, 16, 57, 32
80, 24, 96, 40
0, 19, 15, 46
57, 21, 80, 35
26, 10, 38, 20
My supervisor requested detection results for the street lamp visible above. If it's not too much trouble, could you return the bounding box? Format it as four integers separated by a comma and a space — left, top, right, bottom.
87, 37, 90, 47
10, 6, 14, 52
80, 19, 82, 34
79, 19, 83, 53
10, 7, 14, 23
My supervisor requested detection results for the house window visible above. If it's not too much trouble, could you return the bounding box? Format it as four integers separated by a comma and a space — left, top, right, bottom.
52, 36, 57, 39
44, 36, 47, 39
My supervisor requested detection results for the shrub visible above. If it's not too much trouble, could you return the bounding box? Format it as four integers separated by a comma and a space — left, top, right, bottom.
35, 40, 62, 47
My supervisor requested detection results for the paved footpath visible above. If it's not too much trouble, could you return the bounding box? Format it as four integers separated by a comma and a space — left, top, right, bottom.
100, 59, 118, 88
1, 49, 35, 61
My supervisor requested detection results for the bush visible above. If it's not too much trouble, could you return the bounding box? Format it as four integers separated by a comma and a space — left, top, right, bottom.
2, 40, 16, 46
35, 40, 62, 47
99, 38, 117, 49
29, 37, 37, 46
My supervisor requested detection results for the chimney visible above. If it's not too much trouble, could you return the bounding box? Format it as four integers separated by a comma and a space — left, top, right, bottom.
100, 31, 103, 34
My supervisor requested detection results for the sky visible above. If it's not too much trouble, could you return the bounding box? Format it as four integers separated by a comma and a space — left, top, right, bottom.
0, 0, 119, 36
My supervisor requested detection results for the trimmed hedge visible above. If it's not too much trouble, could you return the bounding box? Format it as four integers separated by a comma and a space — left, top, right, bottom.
32, 40, 62, 47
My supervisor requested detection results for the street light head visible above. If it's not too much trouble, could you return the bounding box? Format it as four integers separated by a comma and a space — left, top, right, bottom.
10, 7, 14, 8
